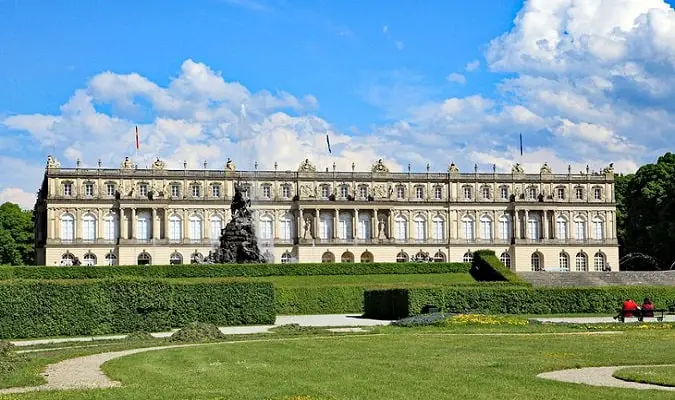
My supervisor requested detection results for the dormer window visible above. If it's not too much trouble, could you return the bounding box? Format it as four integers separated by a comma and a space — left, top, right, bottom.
415, 186, 423, 200
139, 184, 148, 197
85, 183, 94, 197
63, 183, 72, 197
434, 186, 442, 200
262, 184, 271, 199
171, 184, 180, 198
396, 186, 405, 199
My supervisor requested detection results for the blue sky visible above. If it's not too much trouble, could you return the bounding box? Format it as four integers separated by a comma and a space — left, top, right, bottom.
2, 0, 675, 207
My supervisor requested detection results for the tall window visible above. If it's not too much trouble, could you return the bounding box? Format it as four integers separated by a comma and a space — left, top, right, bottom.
63, 183, 72, 196
463, 251, 473, 263
574, 216, 586, 240
139, 184, 148, 197
103, 214, 118, 241
259, 214, 273, 240
461, 216, 474, 240
210, 215, 223, 242
396, 186, 405, 199
188, 215, 203, 242
556, 216, 568, 240
575, 252, 587, 271
85, 183, 94, 197
432, 216, 444, 241
282, 185, 291, 198
280, 213, 293, 240
82, 213, 96, 242
360, 186, 368, 199
107, 184, 116, 197
211, 185, 220, 197
528, 187, 537, 200
498, 215, 512, 241
500, 252, 511, 269
340, 185, 349, 198
463, 186, 472, 200
527, 216, 540, 240
557, 187, 565, 200
394, 216, 407, 240
137, 212, 150, 241
531, 253, 541, 271
593, 188, 602, 200
592, 217, 604, 240
61, 214, 74, 242
415, 186, 423, 200
575, 187, 584, 200
168, 215, 182, 241
481, 186, 490, 199
338, 213, 353, 239
480, 215, 492, 240
171, 184, 180, 198
262, 185, 271, 199
358, 214, 371, 240
559, 252, 569, 272
413, 215, 426, 240
434, 186, 442, 200
192, 185, 201, 198
319, 213, 332, 240
594, 252, 605, 271
321, 185, 330, 198
500, 186, 509, 200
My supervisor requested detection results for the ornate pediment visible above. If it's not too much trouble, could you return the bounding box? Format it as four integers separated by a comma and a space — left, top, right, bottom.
540, 162, 552, 175
120, 157, 136, 170
371, 159, 390, 173
298, 159, 316, 172
46, 155, 61, 169
152, 157, 166, 170
448, 162, 459, 173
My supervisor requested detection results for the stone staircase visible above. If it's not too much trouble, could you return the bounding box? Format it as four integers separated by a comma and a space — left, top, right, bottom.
517, 271, 675, 287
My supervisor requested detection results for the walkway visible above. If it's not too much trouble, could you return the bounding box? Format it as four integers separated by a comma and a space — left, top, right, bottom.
538, 365, 675, 391
531, 316, 675, 324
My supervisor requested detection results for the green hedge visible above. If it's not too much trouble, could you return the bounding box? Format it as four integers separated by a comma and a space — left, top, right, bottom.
364, 286, 675, 319
0, 262, 470, 281
0, 279, 275, 339
470, 250, 528, 284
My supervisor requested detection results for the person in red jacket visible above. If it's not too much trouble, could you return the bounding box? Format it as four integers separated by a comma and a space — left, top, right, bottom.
622, 298, 640, 318
641, 297, 654, 318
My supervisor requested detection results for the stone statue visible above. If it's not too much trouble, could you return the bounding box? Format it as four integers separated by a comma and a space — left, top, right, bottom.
120, 157, 135, 169
448, 162, 459, 173
512, 163, 525, 173
540, 162, 552, 175
298, 158, 316, 172
46, 155, 61, 169
377, 219, 387, 239
152, 157, 166, 170
225, 158, 236, 171
303, 217, 313, 239
371, 159, 390, 173
602, 163, 615, 174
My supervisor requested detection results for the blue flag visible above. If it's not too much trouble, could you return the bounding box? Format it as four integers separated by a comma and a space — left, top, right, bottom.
519, 133, 523, 156
326, 134, 332, 154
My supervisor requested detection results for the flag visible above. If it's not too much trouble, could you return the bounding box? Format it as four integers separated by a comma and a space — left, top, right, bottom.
135, 126, 140, 150
326, 134, 332, 154
519, 133, 523, 156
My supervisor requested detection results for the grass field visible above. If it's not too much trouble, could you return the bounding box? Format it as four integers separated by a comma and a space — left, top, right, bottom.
252, 273, 477, 287
3, 324, 675, 399
613, 365, 675, 387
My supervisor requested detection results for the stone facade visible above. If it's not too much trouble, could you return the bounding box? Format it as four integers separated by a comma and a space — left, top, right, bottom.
34, 156, 620, 271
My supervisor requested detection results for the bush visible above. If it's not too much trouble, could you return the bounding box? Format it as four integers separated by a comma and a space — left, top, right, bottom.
391, 313, 451, 327
364, 286, 675, 319
125, 331, 155, 341
0, 279, 275, 339
170, 322, 225, 342
0, 340, 23, 374
470, 250, 528, 284
275, 286, 367, 315
0, 262, 470, 281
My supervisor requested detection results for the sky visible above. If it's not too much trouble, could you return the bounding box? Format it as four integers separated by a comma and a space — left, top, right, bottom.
2, 0, 675, 209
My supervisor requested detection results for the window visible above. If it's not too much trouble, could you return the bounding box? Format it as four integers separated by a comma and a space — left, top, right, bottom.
321, 252, 335, 263
357, 214, 371, 240
480, 216, 492, 240
359, 186, 368, 199
358, 251, 373, 263
500, 252, 511, 269
320, 185, 330, 198
432, 216, 444, 241
527, 216, 540, 240
498, 215, 512, 241
434, 186, 442, 200
556, 216, 568, 240
171, 185, 180, 198
262, 185, 271, 199
531, 253, 541, 271
63, 183, 73, 196
82, 213, 96, 242
60, 253, 75, 266
210, 215, 223, 242
559, 252, 569, 272
103, 214, 118, 241
281, 252, 293, 264
85, 183, 94, 197
191, 252, 204, 264
574, 216, 586, 240
396, 251, 408, 262
188, 215, 203, 242
137, 212, 150, 241
463, 251, 473, 263
107, 184, 116, 197
593, 188, 602, 200
259, 215, 273, 240
319, 213, 332, 240
137, 252, 151, 266
211, 185, 221, 197
169, 252, 182, 265
575, 252, 587, 271
413, 215, 426, 241
169, 215, 182, 242
594, 252, 605, 271
191, 185, 201, 198
241, 185, 249, 198
592, 217, 604, 240
433, 251, 446, 262
282, 185, 291, 198
105, 252, 117, 266
575, 187, 584, 200
463, 186, 472, 200
396, 186, 405, 199
280, 213, 293, 241
415, 186, 423, 200
500, 186, 508, 200
338, 213, 353, 239
394, 216, 407, 240
341, 251, 354, 263
557, 187, 565, 200
83, 253, 96, 266
528, 187, 537, 200
61, 214, 74, 242
461, 216, 474, 240
139, 184, 148, 197
481, 186, 490, 200
340, 185, 349, 198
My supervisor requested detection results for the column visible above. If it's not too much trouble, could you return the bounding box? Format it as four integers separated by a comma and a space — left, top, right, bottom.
543, 210, 549, 240
97, 208, 103, 240
354, 209, 359, 240
524, 209, 529, 239
131, 208, 137, 239
426, 210, 431, 242
75, 209, 82, 241
492, 210, 498, 242
551, 211, 557, 240
273, 210, 280, 240
163, 208, 170, 240
586, 212, 591, 242
120, 207, 127, 240
151, 208, 158, 240
333, 208, 339, 239
513, 209, 520, 240
314, 208, 319, 240
183, 209, 189, 242
371, 208, 378, 240
388, 209, 394, 239
604, 210, 610, 241
408, 212, 413, 242
48, 208, 55, 240
473, 211, 479, 241
205, 210, 211, 241
297, 208, 303, 240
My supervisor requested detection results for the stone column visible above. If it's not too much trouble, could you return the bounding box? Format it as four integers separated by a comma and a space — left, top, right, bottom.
551, 211, 557, 240
473, 211, 479, 241
201, 209, 207, 241
585, 212, 591, 241
604, 211, 610, 240
426, 210, 431, 242
388, 209, 394, 239
97, 208, 103, 240
543, 210, 549, 240
151, 208, 158, 240
273, 210, 280, 240
408, 212, 413, 242
492, 210, 498, 242
75, 209, 82, 241
354, 209, 359, 239
163, 208, 170, 240
334, 208, 339, 239
297, 208, 303, 240
48, 208, 55, 240
183, 209, 189, 241
513, 209, 519, 240
314, 208, 320, 240
131, 208, 137, 239
371, 208, 378, 240
524, 209, 529, 239
120, 207, 127, 240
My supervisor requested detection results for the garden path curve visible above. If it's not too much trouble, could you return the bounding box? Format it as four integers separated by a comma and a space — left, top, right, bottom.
538, 364, 675, 391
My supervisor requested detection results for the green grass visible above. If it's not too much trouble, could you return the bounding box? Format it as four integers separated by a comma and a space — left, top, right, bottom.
252, 273, 477, 287
3, 326, 675, 399
613, 365, 675, 387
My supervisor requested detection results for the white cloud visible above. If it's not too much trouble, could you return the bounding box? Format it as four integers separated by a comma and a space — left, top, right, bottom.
446, 73, 466, 85
465, 60, 480, 72
0, 188, 35, 210
394, 41, 405, 50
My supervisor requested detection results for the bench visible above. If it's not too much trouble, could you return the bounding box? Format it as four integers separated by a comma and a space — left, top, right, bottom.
614, 308, 671, 323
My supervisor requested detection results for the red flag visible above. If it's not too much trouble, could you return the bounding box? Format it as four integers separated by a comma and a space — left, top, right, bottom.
135, 126, 140, 150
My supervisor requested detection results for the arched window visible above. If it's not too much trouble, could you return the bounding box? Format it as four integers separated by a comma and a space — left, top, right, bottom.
556, 216, 568, 240
61, 213, 75, 242
60, 252, 75, 266
394, 216, 407, 240
559, 252, 570, 272
575, 252, 587, 271
357, 213, 371, 240
413, 215, 426, 241
259, 214, 273, 240
500, 252, 511, 269
527, 215, 540, 240
574, 216, 586, 240
189, 215, 203, 242
498, 215, 512, 241
169, 252, 183, 265
210, 214, 223, 242
280, 213, 294, 241
531, 252, 541, 271
137, 252, 151, 265
82, 213, 96, 242
396, 251, 408, 262
191, 252, 204, 264
321, 251, 335, 263
480, 215, 492, 240
103, 213, 118, 242
594, 252, 605, 271
168, 215, 182, 242
463, 251, 473, 263
341, 251, 354, 263
433, 251, 446, 262
592, 217, 604, 240
432, 216, 444, 241
319, 212, 333, 240
360, 251, 374, 263
338, 212, 353, 240
83, 252, 97, 266
105, 252, 117, 266
461, 215, 474, 240
137, 212, 151, 241
281, 252, 293, 264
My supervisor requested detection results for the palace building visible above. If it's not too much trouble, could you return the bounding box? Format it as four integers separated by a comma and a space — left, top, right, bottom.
34, 155, 619, 271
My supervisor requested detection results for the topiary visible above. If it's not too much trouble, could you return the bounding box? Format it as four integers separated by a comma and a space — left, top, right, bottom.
170, 322, 226, 342
0, 340, 23, 373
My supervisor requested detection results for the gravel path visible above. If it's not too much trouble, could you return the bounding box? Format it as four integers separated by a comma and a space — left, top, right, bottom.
538, 364, 675, 391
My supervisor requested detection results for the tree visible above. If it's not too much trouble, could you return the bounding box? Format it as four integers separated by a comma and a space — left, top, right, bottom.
0, 202, 34, 265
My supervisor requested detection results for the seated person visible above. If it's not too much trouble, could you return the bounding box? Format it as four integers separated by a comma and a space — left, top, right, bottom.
622, 298, 640, 318
641, 297, 654, 318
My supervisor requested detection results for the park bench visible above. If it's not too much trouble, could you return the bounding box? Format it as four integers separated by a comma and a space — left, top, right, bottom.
614, 308, 673, 323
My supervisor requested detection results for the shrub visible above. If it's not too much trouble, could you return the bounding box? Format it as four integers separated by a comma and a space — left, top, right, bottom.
391, 313, 451, 327
125, 331, 155, 341
470, 250, 528, 284
0, 340, 23, 374
275, 286, 366, 315
170, 322, 225, 342
439, 314, 529, 326
0, 279, 275, 339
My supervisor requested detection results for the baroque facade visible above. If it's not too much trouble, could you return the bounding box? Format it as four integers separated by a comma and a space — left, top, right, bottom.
34, 156, 620, 271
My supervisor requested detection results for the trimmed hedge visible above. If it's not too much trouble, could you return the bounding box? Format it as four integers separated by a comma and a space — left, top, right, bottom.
0, 262, 470, 281
470, 250, 528, 284
0, 279, 275, 339
364, 286, 675, 320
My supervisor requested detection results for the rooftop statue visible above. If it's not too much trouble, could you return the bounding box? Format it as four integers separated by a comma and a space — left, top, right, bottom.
371, 159, 390, 173
152, 157, 166, 170
225, 158, 236, 171
602, 163, 615, 174
298, 158, 316, 172
46, 155, 61, 169
120, 156, 136, 169
511, 163, 525, 173
448, 162, 459, 173
540, 162, 552, 174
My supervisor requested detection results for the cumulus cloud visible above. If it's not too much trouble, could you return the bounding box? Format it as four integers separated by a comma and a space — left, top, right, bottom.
446, 73, 467, 85
465, 60, 480, 72
0, 188, 36, 210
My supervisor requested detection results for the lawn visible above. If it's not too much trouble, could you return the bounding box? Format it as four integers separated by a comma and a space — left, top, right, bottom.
3, 326, 675, 399
613, 365, 675, 387
252, 273, 477, 287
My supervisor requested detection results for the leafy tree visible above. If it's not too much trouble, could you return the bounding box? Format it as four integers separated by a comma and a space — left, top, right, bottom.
0, 202, 34, 265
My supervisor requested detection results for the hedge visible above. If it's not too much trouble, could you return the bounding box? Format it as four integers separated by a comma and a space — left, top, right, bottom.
0, 262, 470, 281
0, 279, 275, 339
470, 250, 528, 284
364, 286, 675, 320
